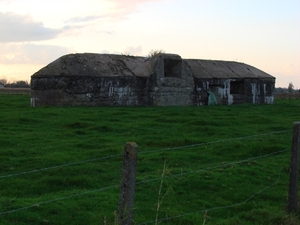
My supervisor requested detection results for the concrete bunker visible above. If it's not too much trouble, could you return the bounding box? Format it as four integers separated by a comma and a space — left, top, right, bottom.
30, 53, 275, 106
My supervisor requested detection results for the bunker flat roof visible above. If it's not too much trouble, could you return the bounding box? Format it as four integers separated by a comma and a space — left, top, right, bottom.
32, 53, 274, 79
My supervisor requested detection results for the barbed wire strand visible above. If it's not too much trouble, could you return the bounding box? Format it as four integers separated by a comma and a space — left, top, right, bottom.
136, 148, 289, 185
0, 148, 288, 217
0, 154, 123, 179
0, 184, 119, 216
139, 130, 289, 155
0, 130, 289, 179
137, 168, 283, 225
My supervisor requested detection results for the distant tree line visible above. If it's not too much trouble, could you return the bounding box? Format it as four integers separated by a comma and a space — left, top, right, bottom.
275, 82, 300, 93
0, 79, 30, 88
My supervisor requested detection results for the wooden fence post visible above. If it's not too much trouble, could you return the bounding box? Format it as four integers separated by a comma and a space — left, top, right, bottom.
287, 122, 300, 213
118, 142, 138, 225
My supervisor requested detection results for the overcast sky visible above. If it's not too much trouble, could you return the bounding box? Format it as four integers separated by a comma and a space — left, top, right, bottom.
0, 0, 299, 88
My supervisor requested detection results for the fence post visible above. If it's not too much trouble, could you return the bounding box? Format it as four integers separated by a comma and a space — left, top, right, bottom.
118, 142, 138, 225
287, 122, 300, 213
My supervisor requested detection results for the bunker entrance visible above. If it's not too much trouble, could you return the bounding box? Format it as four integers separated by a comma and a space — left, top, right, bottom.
164, 58, 182, 78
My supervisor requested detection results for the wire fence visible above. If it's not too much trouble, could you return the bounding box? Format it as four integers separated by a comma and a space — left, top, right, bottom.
0, 129, 293, 223
0, 88, 30, 95
0, 148, 288, 217
137, 168, 284, 225
275, 92, 300, 99
0, 130, 288, 179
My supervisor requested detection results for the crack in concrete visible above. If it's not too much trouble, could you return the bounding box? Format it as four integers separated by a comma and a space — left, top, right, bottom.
223, 63, 240, 78
117, 60, 136, 76
107, 55, 136, 76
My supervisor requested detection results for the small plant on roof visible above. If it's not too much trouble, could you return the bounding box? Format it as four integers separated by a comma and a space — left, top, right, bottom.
147, 49, 165, 58
121, 51, 135, 57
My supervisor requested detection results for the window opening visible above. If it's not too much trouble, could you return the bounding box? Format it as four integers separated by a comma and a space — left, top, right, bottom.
164, 59, 182, 78
230, 81, 244, 94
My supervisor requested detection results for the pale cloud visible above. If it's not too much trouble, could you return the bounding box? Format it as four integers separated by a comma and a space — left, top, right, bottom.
107, 0, 164, 18
124, 46, 143, 56
65, 0, 165, 25
100, 50, 110, 54
0, 0, 166, 41
65, 15, 103, 24
111, 0, 164, 8
0, 12, 64, 42
0, 43, 69, 64
65, 13, 122, 25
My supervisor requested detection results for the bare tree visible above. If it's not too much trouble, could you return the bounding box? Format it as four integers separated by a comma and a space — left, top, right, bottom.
288, 82, 294, 93
0, 78, 8, 85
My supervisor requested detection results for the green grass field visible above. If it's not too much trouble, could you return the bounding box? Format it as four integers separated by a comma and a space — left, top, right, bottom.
0, 95, 299, 225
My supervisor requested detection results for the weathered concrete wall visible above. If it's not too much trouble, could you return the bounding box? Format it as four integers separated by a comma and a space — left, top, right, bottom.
30, 53, 275, 107
31, 75, 157, 106
193, 77, 275, 106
